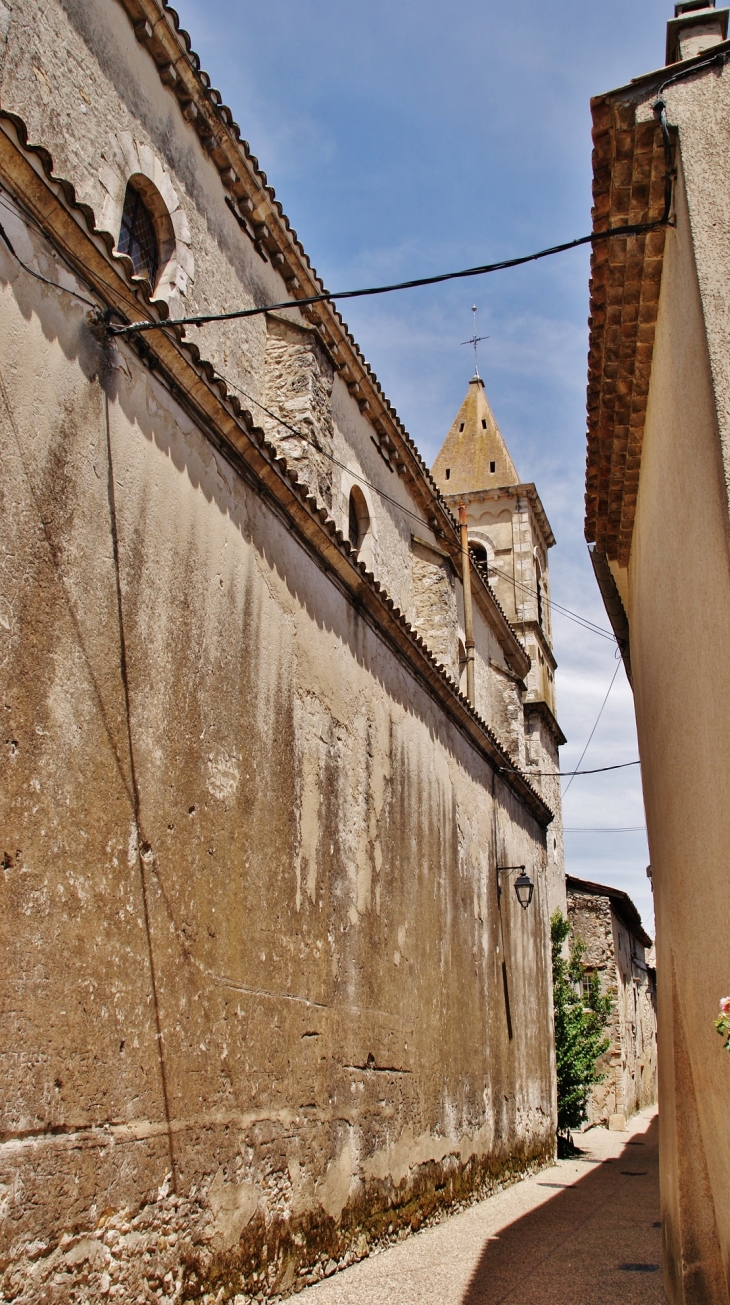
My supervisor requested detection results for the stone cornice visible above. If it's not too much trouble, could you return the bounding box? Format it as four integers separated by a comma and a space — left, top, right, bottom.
586, 45, 730, 565
0, 109, 552, 828
518, 618, 557, 674
523, 699, 567, 749
443, 483, 556, 550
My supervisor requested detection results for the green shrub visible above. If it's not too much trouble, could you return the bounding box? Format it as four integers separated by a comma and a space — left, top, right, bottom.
551, 910, 612, 1139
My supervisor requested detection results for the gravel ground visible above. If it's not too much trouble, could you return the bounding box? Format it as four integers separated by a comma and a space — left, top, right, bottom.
296, 1106, 665, 1305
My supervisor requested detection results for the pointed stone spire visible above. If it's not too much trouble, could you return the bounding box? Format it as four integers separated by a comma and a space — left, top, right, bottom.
431, 376, 519, 496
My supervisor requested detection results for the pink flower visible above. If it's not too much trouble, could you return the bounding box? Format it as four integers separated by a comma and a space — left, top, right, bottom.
720, 997, 730, 1016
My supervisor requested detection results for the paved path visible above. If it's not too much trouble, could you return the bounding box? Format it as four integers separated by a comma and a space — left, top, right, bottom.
298, 1107, 665, 1305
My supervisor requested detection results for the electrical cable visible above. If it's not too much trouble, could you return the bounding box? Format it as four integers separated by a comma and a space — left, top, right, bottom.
0, 186, 162, 334
487, 564, 615, 642
499, 759, 640, 778
212, 369, 443, 533
562, 659, 621, 795
0, 103, 677, 656
0, 183, 627, 658
108, 217, 669, 338
211, 372, 620, 645
216, 372, 624, 648
657, 44, 730, 98
0, 197, 612, 654
0, 213, 96, 309
564, 826, 645, 833
0, 174, 646, 792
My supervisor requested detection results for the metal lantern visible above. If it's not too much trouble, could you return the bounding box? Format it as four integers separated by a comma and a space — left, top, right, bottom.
496, 863, 534, 910
514, 870, 534, 910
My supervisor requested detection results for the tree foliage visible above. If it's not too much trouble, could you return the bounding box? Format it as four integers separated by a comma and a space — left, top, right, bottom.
551, 910, 612, 1137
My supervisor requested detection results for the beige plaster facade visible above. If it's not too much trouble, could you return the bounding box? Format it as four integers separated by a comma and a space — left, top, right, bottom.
0, 1, 564, 1300
586, 7, 730, 1301
566, 877, 657, 1132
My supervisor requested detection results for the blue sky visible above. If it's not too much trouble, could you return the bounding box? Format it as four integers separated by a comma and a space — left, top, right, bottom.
173, 0, 672, 931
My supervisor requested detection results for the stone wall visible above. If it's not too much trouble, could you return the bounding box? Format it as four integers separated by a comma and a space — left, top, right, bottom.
567, 887, 657, 1130
263, 315, 335, 509
0, 169, 556, 1303
410, 540, 458, 680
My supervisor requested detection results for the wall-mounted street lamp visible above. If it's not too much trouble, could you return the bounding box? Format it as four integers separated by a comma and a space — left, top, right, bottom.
497, 864, 535, 910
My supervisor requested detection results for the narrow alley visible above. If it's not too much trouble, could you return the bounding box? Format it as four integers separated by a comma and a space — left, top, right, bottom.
298, 1108, 664, 1305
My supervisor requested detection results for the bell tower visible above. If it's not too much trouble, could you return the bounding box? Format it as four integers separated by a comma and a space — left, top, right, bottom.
432, 372, 566, 909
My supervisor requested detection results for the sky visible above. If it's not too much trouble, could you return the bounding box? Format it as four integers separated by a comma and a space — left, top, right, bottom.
172, 0, 671, 932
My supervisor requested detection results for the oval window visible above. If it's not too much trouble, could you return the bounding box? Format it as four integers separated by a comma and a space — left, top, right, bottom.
348, 486, 370, 553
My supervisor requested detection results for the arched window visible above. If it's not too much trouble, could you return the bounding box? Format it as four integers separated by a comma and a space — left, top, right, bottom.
118, 182, 159, 287
348, 486, 370, 553
469, 541, 488, 569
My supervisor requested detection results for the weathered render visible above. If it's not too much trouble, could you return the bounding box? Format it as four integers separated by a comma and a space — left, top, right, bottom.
586, 5, 730, 1300
566, 877, 657, 1131
0, 0, 562, 1300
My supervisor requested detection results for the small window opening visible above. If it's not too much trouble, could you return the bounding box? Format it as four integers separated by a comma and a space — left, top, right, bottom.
445, 468, 450, 480
469, 541, 488, 569
537, 572, 544, 628
348, 485, 370, 553
459, 422, 465, 432
118, 182, 159, 286
348, 493, 360, 549
481, 419, 487, 430
581, 970, 598, 1004
489, 460, 496, 473
458, 638, 467, 694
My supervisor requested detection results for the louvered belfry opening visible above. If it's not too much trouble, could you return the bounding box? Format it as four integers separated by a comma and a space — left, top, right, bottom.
118, 182, 159, 287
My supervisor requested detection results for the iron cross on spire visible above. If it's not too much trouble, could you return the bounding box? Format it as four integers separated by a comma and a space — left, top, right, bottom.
461, 305, 489, 379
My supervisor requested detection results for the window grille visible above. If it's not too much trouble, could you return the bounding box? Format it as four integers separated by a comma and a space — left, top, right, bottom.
118, 183, 159, 286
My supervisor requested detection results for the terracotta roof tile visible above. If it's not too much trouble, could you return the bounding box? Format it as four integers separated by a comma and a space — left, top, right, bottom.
585, 91, 671, 565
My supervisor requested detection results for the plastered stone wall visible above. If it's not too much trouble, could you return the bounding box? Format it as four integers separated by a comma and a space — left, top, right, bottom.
410, 543, 458, 679
328, 375, 432, 615
263, 314, 335, 509
567, 890, 657, 1129
470, 606, 525, 769
0, 204, 555, 1303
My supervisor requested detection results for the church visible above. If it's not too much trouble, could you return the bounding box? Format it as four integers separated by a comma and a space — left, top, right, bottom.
0, 0, 564, 1297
